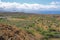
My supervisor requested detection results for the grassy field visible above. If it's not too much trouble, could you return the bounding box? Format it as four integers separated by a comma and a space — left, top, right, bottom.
0, 12, 60, 40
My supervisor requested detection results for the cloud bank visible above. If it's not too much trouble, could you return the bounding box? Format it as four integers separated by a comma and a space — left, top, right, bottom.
50, 1, 60, 5
0, 1, 60, 12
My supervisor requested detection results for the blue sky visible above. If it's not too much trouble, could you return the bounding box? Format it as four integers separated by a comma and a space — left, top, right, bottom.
2, 0, 60, 4
0, 0, 60, 13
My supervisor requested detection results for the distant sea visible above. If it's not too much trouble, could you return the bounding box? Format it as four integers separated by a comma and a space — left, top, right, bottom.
23, 10, 60, 14
38, 11, 60, 14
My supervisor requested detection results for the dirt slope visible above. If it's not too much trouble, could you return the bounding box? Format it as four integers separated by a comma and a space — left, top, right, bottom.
0, 24, 44, 40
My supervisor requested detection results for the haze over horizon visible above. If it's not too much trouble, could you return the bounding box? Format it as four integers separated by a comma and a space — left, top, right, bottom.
0, 0, 60, 14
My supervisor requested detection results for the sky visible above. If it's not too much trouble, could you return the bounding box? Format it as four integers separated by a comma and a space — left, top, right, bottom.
1, 0, 60, 4
0, 0, 60, 13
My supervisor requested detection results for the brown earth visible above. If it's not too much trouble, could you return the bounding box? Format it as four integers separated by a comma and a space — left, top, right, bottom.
0, 24, 44, 40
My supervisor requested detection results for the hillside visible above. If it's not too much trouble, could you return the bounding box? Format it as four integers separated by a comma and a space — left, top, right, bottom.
0, 12, 60, 40
0, 24, 42, 40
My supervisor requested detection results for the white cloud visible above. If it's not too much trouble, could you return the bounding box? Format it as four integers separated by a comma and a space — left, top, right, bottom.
50, 2, 56, 5
50, 1, 60, 5
0, 1, 60, 12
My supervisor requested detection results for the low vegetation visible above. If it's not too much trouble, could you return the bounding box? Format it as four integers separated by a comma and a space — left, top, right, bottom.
0, 12, 60, 40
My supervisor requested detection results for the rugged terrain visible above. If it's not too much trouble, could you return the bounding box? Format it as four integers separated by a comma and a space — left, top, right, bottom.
0, 24, 43, 40
0, 12, 60, 40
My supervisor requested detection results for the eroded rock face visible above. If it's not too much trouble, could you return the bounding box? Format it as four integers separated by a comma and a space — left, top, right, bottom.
0, 24, 37, 40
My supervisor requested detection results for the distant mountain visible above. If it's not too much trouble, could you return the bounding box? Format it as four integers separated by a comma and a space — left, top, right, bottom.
0, 8, 60, 14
